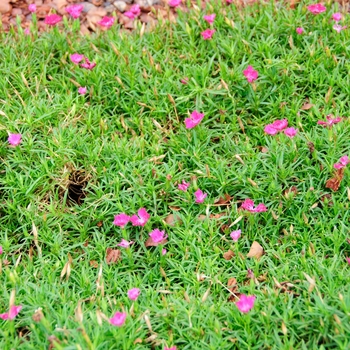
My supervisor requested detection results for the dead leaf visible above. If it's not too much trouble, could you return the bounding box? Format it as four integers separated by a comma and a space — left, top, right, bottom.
214, 194, 233, 206
284, 186, 298, 198
325, 168, 344, 192
32, 308, 44, 322
325, 86, 332, 103
307, 142, 315, 155
164, 213, 182, 226
105, 248, 122, 264
281, 321, 288, 335
223, 250, 235, 260
90, 260, 98, 268
303, 272, 316, 293
60, 253, 73, 281
247, 241, 264, 260
134, 338, 143, 345
145, 237, 168, 247
301, 102, 314, 110
201, 287, 211, 302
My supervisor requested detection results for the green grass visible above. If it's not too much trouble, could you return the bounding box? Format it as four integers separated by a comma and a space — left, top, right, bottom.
1, 1, 350, 349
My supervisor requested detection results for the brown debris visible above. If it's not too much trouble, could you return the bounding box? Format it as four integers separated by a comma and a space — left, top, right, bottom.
105, 248, 122, 264
325, 168, 344, 192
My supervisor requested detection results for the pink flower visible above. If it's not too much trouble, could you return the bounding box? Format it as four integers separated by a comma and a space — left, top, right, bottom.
273, 119, 288, 131
117, 239, 134, 248
70, 53, 84, 65
78, 87, 87, 95
333, 24, 346, 33
0, 246, 2, 254
230, 229, 241, 242
296, 27, 304, 34
162, 248, 167, 255
346, 257, 350, 265
124, 4, 141, 19
80, 57, 96, 70
203, 14, 216, 25
180, 77, 189, 84
241, 199, 267, 213
98, 16, 115, 29
44, 14, 62, 26
66, 4, 84, 19
128, 288, 140, 301
113, 213, 130, 228
178, 180, 190, 191
149, 229, 168, 244
235, 294, 256, 313
0, 305, 22, 320
332, 12, 342, 22
24, 28, 30, 35
201, 29, 215, 40
168, 0, 182, 7
264, 124, 279, 135
28, 4, 36, 12
243, 66, 258, 83
165, 347, 177, 350
307, 3, 326, 14
130, 208, 150, 227
334, 155, 350, 169
226, 0, 233, 3
194, 189, 207, 203
109, 311, 126, 326
8, 134, 22, 146
184, 110, 204, 129
317, 115, 342, 127
284, 127, 298, 138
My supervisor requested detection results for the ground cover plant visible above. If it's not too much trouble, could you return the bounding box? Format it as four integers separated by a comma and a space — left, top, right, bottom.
1, 1, 350, 348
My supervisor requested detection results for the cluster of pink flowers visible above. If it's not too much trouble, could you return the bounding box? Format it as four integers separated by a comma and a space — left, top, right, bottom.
334, 155, 349, 169
201, 11, 216, 40
124, 4, 141, 20
307, 3, 326, 15
264, 119, 298, 138
44, 14, 62, 26
70, 53, 96, 70
113, 208, 150, 228
184, 110, 204, 129
240, 199, 267, 213
317, 115, 342, 127
243, 66, 258, 83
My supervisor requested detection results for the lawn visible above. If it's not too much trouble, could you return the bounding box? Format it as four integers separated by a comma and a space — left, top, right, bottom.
0, 1, 350, 349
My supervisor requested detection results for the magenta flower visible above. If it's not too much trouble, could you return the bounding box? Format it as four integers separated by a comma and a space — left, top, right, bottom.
109, 311, 126, 326
127, 288, 141, 301
307, 3, 326, 14
66, 4, 84, 19
78, 87, 87, 95
178, 180, 190, 192
332, 12, 342, 21
203, 14, 216, 25
80, 57, 96, 70
124, 4, 141, 19
168, 0, 181, 7
235, 294, 256, 313
346, 257, 350, 265
333, 24, 346, 33
165, 347, 177, 350
180, 77, 189, 84
334, 155, 350, 169
70, 53, 84, 65
162, 248, 167, 255
0, 305, 22, 320
113, 213, 130, 228
28, 4, 36, 12
98, 16, 115, 29
130, 208, 150, 227
284, 127, 298, 138
0, 246, 2, 254
230, 229, 241, 242
44, 14, 62, 26
241, 199, 267, 213
8, 134, 22, 146
194, 189, 207, 203
317, 115, 342, 127
296, 27, 304, 34
117, 239, 134, 248
226, 0, 233, 3
201, 29, 215, 40
184, 110, 204, 129
24, 28, 30, 35
264, 124, 279, 135
149, 229, 168, 244
243, 66, 258, 83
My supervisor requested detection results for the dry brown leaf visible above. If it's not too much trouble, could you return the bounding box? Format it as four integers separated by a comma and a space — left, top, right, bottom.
90, 260, 98, 268
247, 241, 264, 260
134, 338, 143, 345
214, 194, 233, 206
201, 287, 211, 302
325, 168, 344, 192
145, 237, 168, 247
105, 248, 122, 264
281, 321, 288, 335
164, 213, 182, 226
303, 272, 316, 293
32, 308, 44, 322
228, 277, 237, 289
60, 253, 73, 281
301, 102, 314, 110
223, 250, 235, 260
